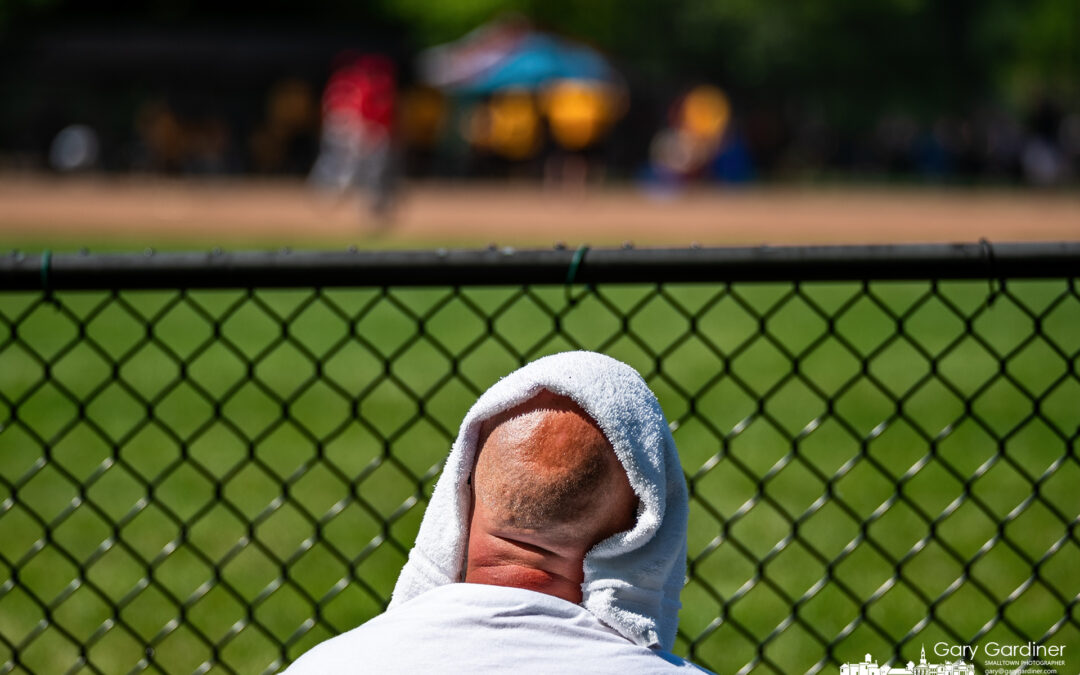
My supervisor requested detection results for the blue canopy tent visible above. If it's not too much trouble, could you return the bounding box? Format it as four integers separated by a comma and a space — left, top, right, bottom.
449, 33, 617, 94
418, 22, 620, 94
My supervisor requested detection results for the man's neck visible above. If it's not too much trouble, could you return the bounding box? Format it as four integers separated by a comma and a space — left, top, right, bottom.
464, 531, 586, 604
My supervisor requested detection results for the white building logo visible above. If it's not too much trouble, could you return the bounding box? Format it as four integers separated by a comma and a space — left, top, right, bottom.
840, 645, 975, 675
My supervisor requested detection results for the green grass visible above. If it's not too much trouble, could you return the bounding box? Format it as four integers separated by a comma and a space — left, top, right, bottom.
1, 280, 1079, 674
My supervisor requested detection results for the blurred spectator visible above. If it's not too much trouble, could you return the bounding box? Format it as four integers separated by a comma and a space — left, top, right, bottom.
309, 53, 398, 218
134, 100, 186, 172
465, 88, 542, 161
1061, 113, 1080, 172
646, 85, 736, 183
1021, 96, 1070, 186
541, 80, 619, 152
873, 114, 919, 175
251, 79, 318, 173
978, 108, 1024, 180
1021, 138, 1067, 186
187, 118, 230, 174
49, 124, 100, 172
398, 86, 448, 177
709, 125, 754, 184
399, 86, 447, 150
133, 100, 231, 174
539, 78, 624, 188
914, 122, 950, 180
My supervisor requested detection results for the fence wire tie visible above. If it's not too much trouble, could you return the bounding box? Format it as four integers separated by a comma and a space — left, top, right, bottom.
40, 249, 60, 310
980, 238, 1001, 307
565, 244, 591, 306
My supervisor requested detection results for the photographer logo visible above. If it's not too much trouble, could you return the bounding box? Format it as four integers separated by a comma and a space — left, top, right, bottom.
840, 645, 974, 675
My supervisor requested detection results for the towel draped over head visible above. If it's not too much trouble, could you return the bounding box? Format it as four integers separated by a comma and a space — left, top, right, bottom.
388, 350, 689, 651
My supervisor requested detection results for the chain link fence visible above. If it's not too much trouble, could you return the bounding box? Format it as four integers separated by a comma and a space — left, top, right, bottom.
1, 245, 1078, 674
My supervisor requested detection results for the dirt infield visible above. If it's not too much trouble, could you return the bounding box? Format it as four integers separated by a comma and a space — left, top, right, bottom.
1, 173, 1078, 249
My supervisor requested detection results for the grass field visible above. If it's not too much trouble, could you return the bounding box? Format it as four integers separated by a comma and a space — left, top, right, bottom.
1, 279, 1079, 674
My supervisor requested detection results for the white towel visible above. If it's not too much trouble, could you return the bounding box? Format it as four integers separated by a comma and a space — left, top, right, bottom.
388, 350, 689, 651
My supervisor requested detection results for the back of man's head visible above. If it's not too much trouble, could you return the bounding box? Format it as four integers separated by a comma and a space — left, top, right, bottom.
465, 390, 638, 601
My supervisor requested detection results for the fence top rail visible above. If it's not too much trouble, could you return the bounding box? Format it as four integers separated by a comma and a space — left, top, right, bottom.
1, 242, 1078, 290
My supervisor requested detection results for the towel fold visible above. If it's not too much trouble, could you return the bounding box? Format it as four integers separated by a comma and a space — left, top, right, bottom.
389, 351, 689, 651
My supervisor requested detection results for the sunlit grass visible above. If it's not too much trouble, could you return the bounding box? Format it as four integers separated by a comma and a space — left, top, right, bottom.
1, 280, 1078, 673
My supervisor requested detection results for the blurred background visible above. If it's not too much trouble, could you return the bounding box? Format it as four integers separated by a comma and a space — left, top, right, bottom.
1, 5, 1079, 672
0, 0, 1078, 248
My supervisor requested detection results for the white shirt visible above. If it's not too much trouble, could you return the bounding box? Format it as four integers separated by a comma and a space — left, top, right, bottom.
284, 583, 712, 674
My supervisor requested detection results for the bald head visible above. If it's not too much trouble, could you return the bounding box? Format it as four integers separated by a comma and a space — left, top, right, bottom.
475, 392, 624, 531
465, 391, 638, 601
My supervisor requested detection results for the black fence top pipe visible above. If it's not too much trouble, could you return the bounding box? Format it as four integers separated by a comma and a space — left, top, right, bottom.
1, 242, 1078, 291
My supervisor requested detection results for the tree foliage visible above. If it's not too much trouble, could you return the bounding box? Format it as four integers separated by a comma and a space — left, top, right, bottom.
376, 0, 1077, 118
2, 0, 1076, 119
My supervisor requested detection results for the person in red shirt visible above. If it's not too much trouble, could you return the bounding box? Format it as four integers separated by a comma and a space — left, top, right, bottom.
310, 53, 398, 218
